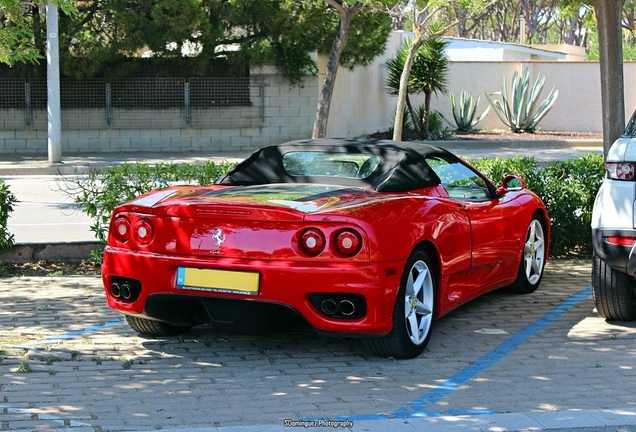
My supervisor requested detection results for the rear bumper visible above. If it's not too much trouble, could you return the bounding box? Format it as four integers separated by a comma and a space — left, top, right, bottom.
101, 246, 404, 336
592, 228, 636, 277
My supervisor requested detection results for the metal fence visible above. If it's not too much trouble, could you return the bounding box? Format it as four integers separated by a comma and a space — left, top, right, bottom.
0, 77, 264, 130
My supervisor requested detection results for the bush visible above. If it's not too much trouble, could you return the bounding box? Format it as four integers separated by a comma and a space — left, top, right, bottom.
0, 180, 18, 252
61, 161, 237, 244
472, 153, 605, 257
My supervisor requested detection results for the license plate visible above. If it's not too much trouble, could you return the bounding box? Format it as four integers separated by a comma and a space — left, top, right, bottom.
176, 267, 259, 296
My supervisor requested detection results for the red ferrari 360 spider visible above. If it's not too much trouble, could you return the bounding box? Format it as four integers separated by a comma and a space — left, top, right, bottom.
102, 138, 549, 359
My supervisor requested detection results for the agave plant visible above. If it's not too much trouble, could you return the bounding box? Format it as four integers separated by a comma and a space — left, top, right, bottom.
486, 68, 559, 133
449, 90, 490, 132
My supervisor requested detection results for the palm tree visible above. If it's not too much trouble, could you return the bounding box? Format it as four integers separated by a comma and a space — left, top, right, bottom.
386, 37, 449, 139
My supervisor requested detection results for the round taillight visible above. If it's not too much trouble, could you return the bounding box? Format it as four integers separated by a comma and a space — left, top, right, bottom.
334, 229, 362, 257
112, 216, 131, 243
606, 162, 635, 180
133, 219, 154, 245
299, 228, 326, 256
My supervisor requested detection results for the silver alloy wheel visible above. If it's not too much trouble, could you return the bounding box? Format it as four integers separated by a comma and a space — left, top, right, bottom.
404, 260, 434, 345
524, 219, 546, 285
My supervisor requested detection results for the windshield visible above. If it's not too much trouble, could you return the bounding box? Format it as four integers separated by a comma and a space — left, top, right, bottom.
282, 151, 381, 179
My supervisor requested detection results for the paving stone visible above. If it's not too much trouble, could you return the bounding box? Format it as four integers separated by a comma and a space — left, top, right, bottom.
2, 261, 636, 431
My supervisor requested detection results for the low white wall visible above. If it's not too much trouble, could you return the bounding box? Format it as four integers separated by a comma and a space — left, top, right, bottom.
434, 61, 607, 132
325, 34, 636, 136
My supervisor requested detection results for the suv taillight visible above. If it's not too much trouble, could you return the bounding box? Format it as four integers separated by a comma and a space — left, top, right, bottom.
606, 162, 635, 180
605, 236, 636, 246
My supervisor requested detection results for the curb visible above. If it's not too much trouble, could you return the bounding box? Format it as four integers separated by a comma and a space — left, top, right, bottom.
433, 138, 603, 150
0, 242, 103, 263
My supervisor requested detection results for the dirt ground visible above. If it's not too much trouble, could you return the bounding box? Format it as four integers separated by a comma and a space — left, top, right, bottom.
450, 129, 602, 141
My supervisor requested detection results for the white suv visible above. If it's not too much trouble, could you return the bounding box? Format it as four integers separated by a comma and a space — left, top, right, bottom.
592, 114, 636, 321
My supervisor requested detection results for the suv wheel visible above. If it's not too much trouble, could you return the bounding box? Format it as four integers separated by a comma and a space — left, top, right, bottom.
592, 253, 636, 321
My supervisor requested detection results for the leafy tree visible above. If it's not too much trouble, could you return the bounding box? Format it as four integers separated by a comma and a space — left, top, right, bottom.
312, 0, 391, 138
388, 1, 488, 141
3, 0, 390, 89
0, 0, 76, 65
386, 37, 449, 139
56, 0, 329, 80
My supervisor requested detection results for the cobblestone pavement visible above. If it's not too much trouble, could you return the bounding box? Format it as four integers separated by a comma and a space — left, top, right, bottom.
1, 260, 636, 431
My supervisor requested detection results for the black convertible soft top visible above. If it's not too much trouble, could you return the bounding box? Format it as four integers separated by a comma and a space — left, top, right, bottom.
215, 138, 461, 192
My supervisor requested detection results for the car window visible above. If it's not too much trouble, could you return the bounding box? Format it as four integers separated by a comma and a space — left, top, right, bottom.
624, 110, 636, 137
427, 157, 492, 200
282, 151, 381, 179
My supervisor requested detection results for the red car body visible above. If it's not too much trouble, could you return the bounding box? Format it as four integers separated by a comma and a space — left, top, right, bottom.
102, 139, 550, 358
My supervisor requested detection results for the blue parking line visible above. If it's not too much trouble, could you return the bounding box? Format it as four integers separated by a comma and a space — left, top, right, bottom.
9, 317, 124, 349
330, 285, 593, 422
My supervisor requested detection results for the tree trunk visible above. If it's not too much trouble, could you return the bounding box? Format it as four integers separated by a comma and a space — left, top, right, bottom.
406, 94, 423, 138
423, 90, 432, 140
594, 0, 625, 157
312, 3, 360, 139
393, 38, 423, 141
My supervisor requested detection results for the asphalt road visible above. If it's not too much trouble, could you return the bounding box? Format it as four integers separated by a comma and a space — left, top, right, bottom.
3, 174, 95, 244
0, 142, 604, 246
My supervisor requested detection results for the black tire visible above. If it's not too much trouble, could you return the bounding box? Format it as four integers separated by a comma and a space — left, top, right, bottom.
592, 254, 636, 321
508, 215, 547, 294
364, 249, 436, 359
125, 315, 191, 336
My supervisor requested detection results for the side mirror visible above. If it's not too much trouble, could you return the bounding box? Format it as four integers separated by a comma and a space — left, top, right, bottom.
496, 174, 527, 197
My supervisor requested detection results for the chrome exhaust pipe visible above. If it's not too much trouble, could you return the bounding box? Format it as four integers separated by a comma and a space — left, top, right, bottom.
111, 283, 122, 298
120, 283, 132, 300
320, 299, 339, 315
339, 299, 356, 316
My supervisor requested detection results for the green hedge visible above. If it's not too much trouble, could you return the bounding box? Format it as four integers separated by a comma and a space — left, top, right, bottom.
65, 153, 605, 259
471, 153, 605, 257
0, 180, 17, 252
63, 161, 236, 245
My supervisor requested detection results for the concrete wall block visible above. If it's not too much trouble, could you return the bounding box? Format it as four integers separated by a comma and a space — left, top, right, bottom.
159, 129, 181, 138
63, 130, 80, 139
78, 130, 100, 139
25, 139, 45, 150
230, 136, 251, 148
279, 86, 300, 98
288, 116, 311, 127
280, 126, 302, 137
221, 128, 242, 137
268, 117, 294, 127
239, 128, 261, 137
289, 96, 310, 108
263, 86, 281, 98
269, 97, 291, 107
280, 106, 300, 117
248, 136, 273, 148
263, 107, 281, 118
260, 126, 281, 137
4, 139, 26, 150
